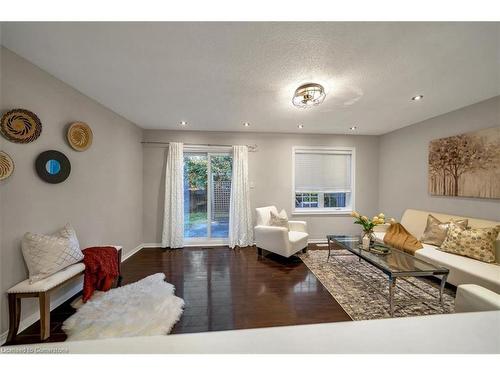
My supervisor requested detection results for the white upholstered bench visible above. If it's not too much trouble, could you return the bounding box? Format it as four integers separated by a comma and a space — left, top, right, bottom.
6, 246, 122, 343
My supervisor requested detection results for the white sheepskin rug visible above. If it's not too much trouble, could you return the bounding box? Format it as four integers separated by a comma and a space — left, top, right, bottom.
63, 273, 184, 341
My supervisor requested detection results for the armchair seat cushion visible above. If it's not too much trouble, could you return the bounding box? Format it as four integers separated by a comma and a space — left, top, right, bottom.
289, 230, 308, 245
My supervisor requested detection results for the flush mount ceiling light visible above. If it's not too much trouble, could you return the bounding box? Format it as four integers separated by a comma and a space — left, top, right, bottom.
292, 83, 326, 108
243, 122, 250, 127
412, 95, 424, 101
297, 124, 304, 129
349, 126, 357, 131
180, 121, 187, 126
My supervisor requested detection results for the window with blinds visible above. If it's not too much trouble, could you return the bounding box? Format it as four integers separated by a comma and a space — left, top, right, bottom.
293, 147, 354, 213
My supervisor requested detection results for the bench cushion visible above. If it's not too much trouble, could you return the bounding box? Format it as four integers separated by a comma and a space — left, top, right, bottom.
8, 263, 85, 293
7, 245, 123, 294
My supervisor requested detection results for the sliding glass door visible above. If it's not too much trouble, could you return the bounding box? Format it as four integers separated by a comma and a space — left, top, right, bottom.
184, 152, 232, 242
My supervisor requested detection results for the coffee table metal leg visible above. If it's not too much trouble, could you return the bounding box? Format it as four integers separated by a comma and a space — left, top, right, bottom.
439, 273, 448, 309
389, 276, 397, 317
327, 237, 331, 261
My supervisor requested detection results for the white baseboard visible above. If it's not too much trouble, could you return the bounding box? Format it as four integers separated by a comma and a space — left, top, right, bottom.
122, 243, 144, 261
141, 242, 163, 248
141, 239, 328, 249
308, 238, 328, 244
1, 242, 143, 346
142, 242, 228, 249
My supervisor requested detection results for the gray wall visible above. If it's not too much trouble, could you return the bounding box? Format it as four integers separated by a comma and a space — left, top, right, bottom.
143, 130, 380, 243
379, 96, 500, 222
0, 48, 144, 333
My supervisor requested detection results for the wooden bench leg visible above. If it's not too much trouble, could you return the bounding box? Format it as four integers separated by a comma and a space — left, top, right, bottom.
116, 248, 123, 287
7, 293, 21, 343
39, 292, 50, 341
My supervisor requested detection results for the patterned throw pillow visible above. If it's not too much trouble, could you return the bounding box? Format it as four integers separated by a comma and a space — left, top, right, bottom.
440, 223, 499, 263
269, 209, 289, 230
420, 214, 469, 246
22, 224, 84, 283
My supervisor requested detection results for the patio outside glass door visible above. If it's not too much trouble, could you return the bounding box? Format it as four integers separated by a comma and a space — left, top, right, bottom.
184, 152, 232, 243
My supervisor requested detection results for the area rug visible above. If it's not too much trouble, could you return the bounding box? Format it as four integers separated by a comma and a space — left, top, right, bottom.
298, 249, 455, 320
63, 273, 184, 341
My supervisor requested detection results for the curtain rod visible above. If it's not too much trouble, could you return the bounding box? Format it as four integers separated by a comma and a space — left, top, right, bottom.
141, 141, 257, 151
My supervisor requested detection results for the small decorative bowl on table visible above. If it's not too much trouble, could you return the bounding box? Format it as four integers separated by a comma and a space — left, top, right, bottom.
368, 243, 391, 255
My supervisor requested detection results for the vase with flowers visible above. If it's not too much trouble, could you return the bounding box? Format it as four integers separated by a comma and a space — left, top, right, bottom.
350, 211, 395, 250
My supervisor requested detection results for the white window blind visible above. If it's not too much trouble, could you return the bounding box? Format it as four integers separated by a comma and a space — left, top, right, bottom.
295, 151, 352, 193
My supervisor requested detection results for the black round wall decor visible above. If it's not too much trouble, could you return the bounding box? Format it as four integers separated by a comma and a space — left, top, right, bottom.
35, 150, 71, 184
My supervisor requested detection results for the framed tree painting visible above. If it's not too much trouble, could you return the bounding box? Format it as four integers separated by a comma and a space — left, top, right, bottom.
428, 126, 500, 199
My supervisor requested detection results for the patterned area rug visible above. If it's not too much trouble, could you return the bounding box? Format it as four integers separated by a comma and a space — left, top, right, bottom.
299, 249, 455, 320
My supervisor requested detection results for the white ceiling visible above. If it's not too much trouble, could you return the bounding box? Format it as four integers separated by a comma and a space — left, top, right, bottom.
1, 22, 499, 135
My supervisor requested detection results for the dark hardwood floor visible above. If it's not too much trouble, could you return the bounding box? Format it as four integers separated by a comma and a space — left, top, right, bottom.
6, 245, 350, 345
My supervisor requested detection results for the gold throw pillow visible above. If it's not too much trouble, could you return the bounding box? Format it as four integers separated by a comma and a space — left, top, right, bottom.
384, 223, 423, 255
440, 223, 499, 263
420, 214, 469, 246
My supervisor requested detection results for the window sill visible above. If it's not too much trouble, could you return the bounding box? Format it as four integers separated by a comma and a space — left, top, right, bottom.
292, 209, 353, 216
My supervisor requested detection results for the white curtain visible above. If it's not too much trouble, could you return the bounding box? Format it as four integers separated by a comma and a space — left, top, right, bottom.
228, 145, 253, 248
161, 142, 184, 248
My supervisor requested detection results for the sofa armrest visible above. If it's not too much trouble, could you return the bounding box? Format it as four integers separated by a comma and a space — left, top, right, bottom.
288, 220, 307, 233
455, 284, 500, 313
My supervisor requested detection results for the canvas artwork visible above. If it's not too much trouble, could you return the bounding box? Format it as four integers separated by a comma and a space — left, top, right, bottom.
428, 127, 500, 199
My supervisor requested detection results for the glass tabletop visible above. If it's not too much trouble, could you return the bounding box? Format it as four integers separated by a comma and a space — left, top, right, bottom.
327, 235, 449, 277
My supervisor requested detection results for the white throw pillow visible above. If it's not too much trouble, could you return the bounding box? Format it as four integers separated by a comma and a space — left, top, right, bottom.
22, 224, 84, 284
270, 209, 289, 230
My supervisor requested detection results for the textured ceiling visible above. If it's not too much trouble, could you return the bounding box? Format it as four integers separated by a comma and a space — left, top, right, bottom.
1, 22, 499, 135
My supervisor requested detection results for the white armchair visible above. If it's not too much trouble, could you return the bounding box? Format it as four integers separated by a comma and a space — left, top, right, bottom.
254, 206, 309, 258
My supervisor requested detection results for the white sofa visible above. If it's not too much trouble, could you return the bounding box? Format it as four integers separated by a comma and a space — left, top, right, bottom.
455, 284, 500, 313
254, 206, 309, 258
374, 209, 500, 293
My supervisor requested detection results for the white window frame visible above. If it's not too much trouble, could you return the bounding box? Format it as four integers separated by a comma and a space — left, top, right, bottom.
291, 146, 355, 215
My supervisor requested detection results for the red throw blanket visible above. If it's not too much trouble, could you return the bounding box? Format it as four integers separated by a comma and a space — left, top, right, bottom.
82, 247, 119, 302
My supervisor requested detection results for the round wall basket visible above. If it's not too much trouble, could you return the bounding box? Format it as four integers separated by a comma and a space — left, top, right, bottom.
0, 151, 15, 181
35, 150, 71, 184
1, 109, 42, 143
67, 122, 93, 151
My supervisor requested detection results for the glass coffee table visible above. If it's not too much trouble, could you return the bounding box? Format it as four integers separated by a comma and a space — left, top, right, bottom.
327, 235, 449, 317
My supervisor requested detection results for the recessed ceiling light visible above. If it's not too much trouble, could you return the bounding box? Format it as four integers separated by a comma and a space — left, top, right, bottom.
349, 126, 357, 131
180, 121, 187, 126
243, 122, 250, 127
297, 124, 304, 129
412, 95, 424, 101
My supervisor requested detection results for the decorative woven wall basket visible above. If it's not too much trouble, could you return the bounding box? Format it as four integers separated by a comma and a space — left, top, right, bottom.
0, 109, 42, 143
67, 122, 93, 151
0, 151, 15, 181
